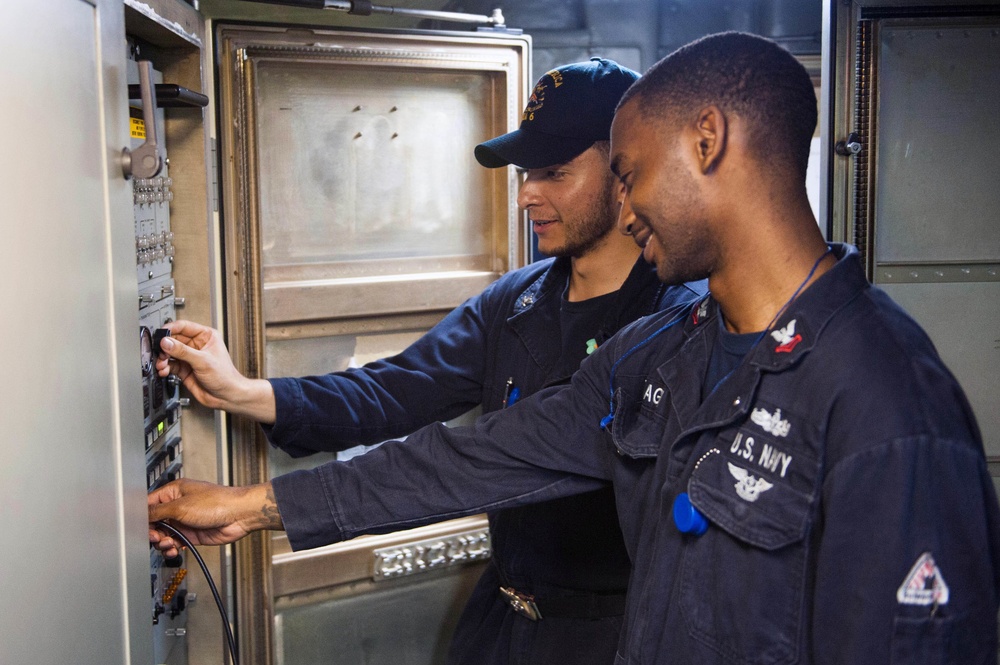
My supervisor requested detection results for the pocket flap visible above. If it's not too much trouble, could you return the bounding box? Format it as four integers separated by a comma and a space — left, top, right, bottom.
688, 451, 813, 551
610, 387, 667, 459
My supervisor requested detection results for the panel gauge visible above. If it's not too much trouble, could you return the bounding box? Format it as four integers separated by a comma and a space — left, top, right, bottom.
140, 326, 154, 376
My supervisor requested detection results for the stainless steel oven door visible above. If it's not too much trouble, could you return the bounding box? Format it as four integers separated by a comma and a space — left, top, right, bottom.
215, 23, 530, 664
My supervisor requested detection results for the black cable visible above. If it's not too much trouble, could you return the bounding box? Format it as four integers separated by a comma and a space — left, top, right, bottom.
154, 521, 239, 665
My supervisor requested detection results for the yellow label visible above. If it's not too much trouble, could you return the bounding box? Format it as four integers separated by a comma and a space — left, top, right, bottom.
130, 117, 146, 140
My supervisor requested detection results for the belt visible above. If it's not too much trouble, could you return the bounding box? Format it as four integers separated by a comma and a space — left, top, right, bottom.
499, 585, 627, 621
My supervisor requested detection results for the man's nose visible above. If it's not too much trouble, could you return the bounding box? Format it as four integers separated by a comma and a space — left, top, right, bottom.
517, 177, 541, 211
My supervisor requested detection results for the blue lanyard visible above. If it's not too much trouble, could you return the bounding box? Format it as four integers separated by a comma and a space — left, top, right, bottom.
600, 245, 832, 430
599, 307, 689, 429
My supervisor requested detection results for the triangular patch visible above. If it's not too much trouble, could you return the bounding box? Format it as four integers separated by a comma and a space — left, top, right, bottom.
896, 552, 949, 607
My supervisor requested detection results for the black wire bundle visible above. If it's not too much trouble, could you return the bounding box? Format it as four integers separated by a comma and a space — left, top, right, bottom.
154, 521, 240, 665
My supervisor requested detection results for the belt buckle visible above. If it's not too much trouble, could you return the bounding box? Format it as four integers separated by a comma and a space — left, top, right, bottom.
500, 586, 542, 621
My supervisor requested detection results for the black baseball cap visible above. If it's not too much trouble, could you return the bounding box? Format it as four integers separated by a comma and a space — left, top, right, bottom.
474, 57, 640, 169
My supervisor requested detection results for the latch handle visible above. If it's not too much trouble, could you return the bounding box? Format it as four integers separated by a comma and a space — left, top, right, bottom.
121, 61, 163, 180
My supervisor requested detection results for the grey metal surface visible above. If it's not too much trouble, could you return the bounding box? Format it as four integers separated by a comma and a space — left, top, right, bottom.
274, 564, 487, 665
272, 516, 490, 595
262, 271, 498, 323
217, 23, 529, 663
876, 263, 1000, 284
0, 0, 152, 663
251, 50, 520, 323
455, 0, 821, 80
373, 525, 490, 581
216, 26, 529, 661
254, 60, 497, 271
319, 1, 506, 26
874, 21, 1000, 264
869, 17, 1000, 460
265, 330, 416, 478
879, 281, 1000, 458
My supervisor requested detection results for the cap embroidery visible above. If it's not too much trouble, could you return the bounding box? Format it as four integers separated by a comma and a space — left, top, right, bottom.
522, 81, 547, 122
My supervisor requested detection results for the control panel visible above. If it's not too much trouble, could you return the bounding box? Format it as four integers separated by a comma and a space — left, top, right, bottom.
129, 50, 189, 665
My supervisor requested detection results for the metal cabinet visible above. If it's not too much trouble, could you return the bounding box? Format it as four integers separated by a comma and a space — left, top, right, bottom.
0, 0, 154, 662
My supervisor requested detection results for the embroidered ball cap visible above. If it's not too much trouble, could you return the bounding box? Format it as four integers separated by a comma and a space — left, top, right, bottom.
474, 57, 640, 169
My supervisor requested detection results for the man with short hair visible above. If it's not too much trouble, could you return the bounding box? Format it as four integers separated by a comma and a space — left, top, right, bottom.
153, 58, 705, 664
151, 33, 1000, 663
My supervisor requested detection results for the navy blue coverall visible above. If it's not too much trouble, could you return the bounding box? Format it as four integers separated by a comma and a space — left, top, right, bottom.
264, 255, 706, 664
275, 244, 1000, 664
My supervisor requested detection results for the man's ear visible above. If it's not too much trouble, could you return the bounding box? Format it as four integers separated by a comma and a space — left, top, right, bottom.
693, 105, 727, 175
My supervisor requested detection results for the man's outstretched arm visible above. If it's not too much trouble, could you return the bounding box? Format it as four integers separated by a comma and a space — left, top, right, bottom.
273, 354, 618, 551
156, 275, 505, 455
148, 479, 282, 558
151, 336, 619, 553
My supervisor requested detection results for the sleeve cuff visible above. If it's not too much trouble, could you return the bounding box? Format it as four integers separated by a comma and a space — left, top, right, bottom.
264, 377, 304, 449
273, 468, 345, 551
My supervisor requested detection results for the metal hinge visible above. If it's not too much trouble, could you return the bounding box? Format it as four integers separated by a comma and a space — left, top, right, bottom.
210, 137, 219, 213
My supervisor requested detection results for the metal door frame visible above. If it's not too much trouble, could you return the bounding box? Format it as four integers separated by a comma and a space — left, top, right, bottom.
214, 23, 530, 662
